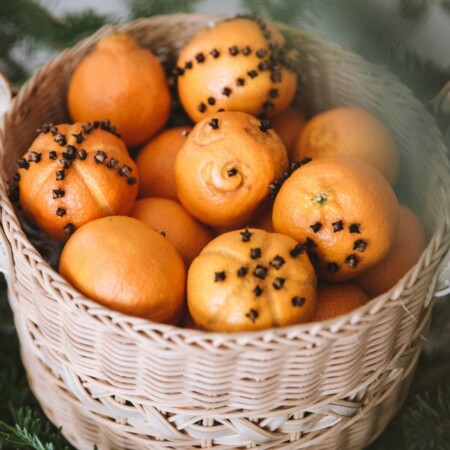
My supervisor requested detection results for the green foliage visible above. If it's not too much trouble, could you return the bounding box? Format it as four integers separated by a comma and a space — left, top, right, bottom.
240, 0, 327, 26
0, 407, 71, 450
403, 385, 450, 450
0, 0, 111, 84
126, 0, 202, 20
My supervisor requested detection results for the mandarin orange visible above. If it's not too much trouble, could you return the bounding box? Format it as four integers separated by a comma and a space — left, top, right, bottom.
59, 216, 186, 324
354, 205, 428, 297
176, 18, 297, 122
270, 106, 306, 160
314, 282, 369, 321
187, 228, 317, 332
175, 111, 288, 228
17, 122, 138, 241
130, 197, 213, 266
68, 33, 171, 147
292, 107, 399, 185
272, 156, 399, 281
135, 126, 192, 200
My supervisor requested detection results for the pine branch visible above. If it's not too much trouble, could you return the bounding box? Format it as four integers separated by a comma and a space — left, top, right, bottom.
239, 0, 328, 27
126, 0, 202, 20
403, 385, 450, 450
0, 407, 71, 450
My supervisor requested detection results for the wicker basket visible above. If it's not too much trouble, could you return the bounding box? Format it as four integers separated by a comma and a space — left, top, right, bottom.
0, 14, 449, 450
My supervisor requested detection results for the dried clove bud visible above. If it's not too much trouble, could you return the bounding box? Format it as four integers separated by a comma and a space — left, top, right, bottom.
52, 188, 65, 199
118, 165, 132, 177
259, 119, 272, 132
327, 262, 339, 273
246, 308, 259, 321
345, 254, 359, 269
349, 223, 361, 234
332, 220, 344, 232
210, 49, 220, 58
229, 45, 239, 56
353, 239, 367, 252
56, 170, 65, 181
291, 297, 305, 307
28, 151, 42, 163
127, 177, 137, 185
290, 243, 305, 257
272, 277, 285, 290
195, 53, 205, 63
310, 222, 322, 233
49, 151, 57, 160
207, 97, 216, 105
77, 149, 88, 160
17, 158, 30, 170
250, 248, 262, 259
214, 271, 226, 282
209, 118, 219, 129
94, 150, 107, 164
253, 265, 268, 280
64, 223, 75, 236
56, 207, 66, 217
270, 255, 285, 269
222, 87, 232, 97
236, 78, 245, 86
237, 266, 248, 277
242, 46, 252, 55
253, 285, 263, 297
198, 103, 207, 113
240, 227, 253, 242
247, 70, 258, 79
106, 158, 119, 169
256, 48, 267, 58
72, 132, 85, 144
54, 133, 67, 146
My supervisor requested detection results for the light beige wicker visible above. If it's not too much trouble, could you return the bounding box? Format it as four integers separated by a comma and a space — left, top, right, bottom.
0, 14, 449, 450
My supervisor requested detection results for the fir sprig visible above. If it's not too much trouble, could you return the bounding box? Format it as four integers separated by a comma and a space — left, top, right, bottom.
403, 385, 450, 450
0, 407, 71, 450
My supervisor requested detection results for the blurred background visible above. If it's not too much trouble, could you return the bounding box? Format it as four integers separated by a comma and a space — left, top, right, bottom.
0, 1, 449, 449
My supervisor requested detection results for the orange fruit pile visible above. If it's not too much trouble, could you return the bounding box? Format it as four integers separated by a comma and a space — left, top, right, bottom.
10, 16, 428, 330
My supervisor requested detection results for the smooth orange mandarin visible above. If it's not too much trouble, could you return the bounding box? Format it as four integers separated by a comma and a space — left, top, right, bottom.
175, 111, 289, 228
177, 18, 297, 122
130, 197, 213, 266
272, 156, 399, 281
18, 122, 138, 241
292, 107, 399, 185
136, 126, 192, 200
314, 282, 369, 321
354, 205, 428, 297
68, 33, 171, 147
188, 228, 317, 332
59, 216, 186, 324
270, 106, 306, 160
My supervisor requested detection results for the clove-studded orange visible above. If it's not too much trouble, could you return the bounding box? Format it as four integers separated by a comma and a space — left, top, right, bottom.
17, 122, 138, 241
187, 228, 317, 332
175, 111, 289, 228
272, 156, 399, 281
176, 17, 298, 122
68, 33, 171, 147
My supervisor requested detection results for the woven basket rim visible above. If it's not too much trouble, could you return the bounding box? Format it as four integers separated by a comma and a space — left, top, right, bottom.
1, 13, 450, 345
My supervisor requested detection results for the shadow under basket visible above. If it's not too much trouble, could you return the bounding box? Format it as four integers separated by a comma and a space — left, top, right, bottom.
1, 14, 450, 450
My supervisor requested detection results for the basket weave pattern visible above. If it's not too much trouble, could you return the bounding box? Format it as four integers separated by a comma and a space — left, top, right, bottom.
0, 14, 450, 450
